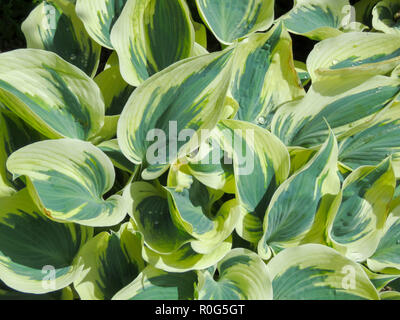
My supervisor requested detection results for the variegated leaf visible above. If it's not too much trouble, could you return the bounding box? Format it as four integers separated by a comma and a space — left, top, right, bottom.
197, 248, 272, 300
117, 49, 234, 179
22, 0, 101, 77
258, 132, 340, 259
281, 0, 352, 40
367, 211, 400, 273
113, 265, 197, 300
74, 223, 145, 300
307, 32, 400, 82
266, 244, 379, 300
372, 0, 400, 35
229, 23, 304, 128
7, 139, 129, 227
272, 75, 400, 147
110, 0, 194, 86
75, 0, 128, 49
214, 120, 290, 244
0, 49, 105, 141
195, 0, 274, 45
327, 158, 396, 262
0, 189, 93, 294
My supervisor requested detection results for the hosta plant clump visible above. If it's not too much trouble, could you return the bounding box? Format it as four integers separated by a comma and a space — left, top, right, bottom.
1, 0, 400, 300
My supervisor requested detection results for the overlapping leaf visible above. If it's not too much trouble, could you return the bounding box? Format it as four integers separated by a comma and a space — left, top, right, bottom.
22, 0, 101, 77
258, 132, 340, 259
327, 158, 396, 262
0, 189, 93, 294
74, 223, 145, 300
117, 49, 234, 179
229, 23, 304, 128
195, 0, 274, 45
197, 249, 272, 300
266, 244, 379, 300
0, 49, 105, 141
7, 139, 128, 227
110, 0, 194, 86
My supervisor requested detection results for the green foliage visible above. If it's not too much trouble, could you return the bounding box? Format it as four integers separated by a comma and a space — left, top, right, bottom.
1, 0, 400, 300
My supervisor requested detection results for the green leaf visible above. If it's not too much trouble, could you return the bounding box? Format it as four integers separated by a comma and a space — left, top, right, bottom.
307, 32, 400, 82
167, 174, 240, 254
127, 181, 192, 254
0, 49, 105, 141
338, 104, 400, 177
372, 0, 400, 35
0, 107, 42, 198
142, 238, 232, 273
7, 139, 129, 227
281, 0, 351, 40
74, 223, 145, 300
327, 158, 396, 262
215, 120, 290, 244
197, 248, 272, 300
113, 265, 197, 300
266, 244, 379, 300
117, 49, 234, 179
367, 211, 400, 273
97, 139, 136, 172
75, 0, 128, 49
195, 0, 274, 45
22, 0, 101, 77
0, 189, 93, 294
258, 132, 340, 259
380, 291, 400, 300
229, 23, 305, 128
110, 0, 194, 86
272, 75, 400, 147
94, 57, 134, 117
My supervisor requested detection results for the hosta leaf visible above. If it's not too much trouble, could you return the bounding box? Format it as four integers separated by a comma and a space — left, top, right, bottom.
94, 58, 134, 117
327, 158, 396, 262
355, 0, 380, 27
215, 120, 290, 244
0, 49, 105, 141
193, 21, 207, 49
0, 189, 93, 294
22, 0, 101, 77
307, 32, 400, 82
195, 0, 274, 45
266, 244, 379, 300
294, 60, 311, 87
75, 0, 128, 49
110, 0, 194, 86
281, 0, 351, 40
74, 223, 145, 300
197, 248, 272, 300
272, 75, 400, 147
362, 266, 400, 291
367, 212, 400, 273
113, 266, 197, 300
230, 23, 304, 128
127, 182, 192, 254
258, 132, 340, 259
117, 49, 234, 179
180, 136, 235, 193
142, 238, 232, 273
7, 139, 128, 227
98, 139, 136, 172
339, 104, 400, 177
167, 174, 240, 253
0, 282, 74, 300
372, 0, 400, 35
0, 107, 42, 198
381, 291, 400, 300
